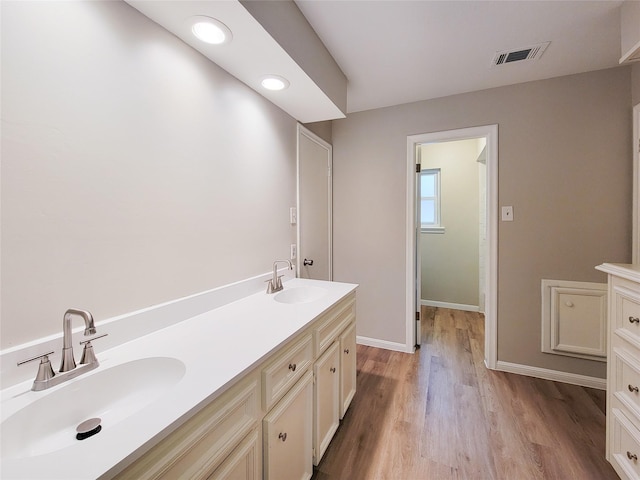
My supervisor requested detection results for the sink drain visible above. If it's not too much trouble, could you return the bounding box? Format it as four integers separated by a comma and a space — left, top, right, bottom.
76, 417, 102, 441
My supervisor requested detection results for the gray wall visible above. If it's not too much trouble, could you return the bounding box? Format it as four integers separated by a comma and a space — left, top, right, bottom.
420, 139, 480, 307
333, 66, 632, 378
1, 1, 297, 348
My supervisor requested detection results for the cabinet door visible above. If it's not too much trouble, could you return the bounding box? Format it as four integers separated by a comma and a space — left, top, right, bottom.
339, 322, 357, 419
263, 370, 313, 480
314, 341, 340, 465
208, 429, 260, 480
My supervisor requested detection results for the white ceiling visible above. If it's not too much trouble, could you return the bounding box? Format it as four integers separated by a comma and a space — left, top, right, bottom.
128, 1, 626, 120
125, 0, 345, 123
295, 0, 625, 113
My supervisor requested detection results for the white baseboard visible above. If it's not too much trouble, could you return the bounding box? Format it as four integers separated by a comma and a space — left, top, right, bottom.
421, 299, 480, 313
356, 335, 414, 354
495, 360, 606, 390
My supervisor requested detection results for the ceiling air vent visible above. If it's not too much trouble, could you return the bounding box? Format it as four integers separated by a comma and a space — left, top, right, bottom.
492, 42, 550, 66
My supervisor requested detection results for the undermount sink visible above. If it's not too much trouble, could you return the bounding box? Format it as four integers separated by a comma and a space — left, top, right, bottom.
1, 356, 186, 460
274, 286, 327, 304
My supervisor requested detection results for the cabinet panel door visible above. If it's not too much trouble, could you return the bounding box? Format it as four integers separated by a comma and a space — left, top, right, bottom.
314, 341, 340, 465
208, 429, 260, 480
263, 370, 313, 480
339, 322, 357, 419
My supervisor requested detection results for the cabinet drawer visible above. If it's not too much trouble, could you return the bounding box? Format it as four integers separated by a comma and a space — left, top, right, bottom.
114, 378, 259, 480
614, 347, 640, 423
314, 293, 355, 357
613, 280, 640, 348
262, 334, 313, 411
611, 407, 640, 480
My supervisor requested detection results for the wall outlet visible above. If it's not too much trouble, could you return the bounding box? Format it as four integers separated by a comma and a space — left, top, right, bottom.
290, 207, 297, 225
290, 244, 297, 260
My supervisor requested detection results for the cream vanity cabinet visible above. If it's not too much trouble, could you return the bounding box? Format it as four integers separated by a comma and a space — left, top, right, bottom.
112, 290, 356, 480
598, 264, 640, 480
113, 374, 262, 480
312, 293, 357, 465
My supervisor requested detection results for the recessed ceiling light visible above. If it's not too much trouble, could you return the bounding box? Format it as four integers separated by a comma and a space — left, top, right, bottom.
190, 16, 232, 45
261, 75, 290, 91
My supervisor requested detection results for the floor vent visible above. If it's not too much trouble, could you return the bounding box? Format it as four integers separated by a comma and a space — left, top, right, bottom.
492, 42, 550, 66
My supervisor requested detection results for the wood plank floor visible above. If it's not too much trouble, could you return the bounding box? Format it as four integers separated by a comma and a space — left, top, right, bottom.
312, 307, 618, 480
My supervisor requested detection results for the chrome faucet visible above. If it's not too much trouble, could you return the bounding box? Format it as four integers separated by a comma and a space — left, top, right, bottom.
17, 308, 107, 391
60, 308, 96, 372
266, 260, 293, 293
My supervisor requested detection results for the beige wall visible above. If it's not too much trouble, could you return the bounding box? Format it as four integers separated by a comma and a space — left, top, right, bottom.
1, 1, 297, 348
333, 66, 632, 378
420, 139, 479, 307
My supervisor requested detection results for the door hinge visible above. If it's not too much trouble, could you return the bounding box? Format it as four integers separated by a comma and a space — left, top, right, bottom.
416, 311, 420, 321
416, 163, 421, 173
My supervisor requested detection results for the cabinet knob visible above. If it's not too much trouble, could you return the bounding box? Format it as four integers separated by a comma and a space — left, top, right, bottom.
628, 451, 638, 461
330, 367, 336, 373
278, 432, 287, 442
629, 316, 640, 324
344, 348, 350, 354
288, 363, 297, 372
629, 384, 639, 393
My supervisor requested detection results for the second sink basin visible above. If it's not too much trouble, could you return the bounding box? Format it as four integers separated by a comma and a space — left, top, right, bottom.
1, 356, 186, 460
274, 286, 327, 304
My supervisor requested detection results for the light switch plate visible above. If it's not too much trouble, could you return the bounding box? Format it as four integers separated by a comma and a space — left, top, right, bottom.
501, 206, 514, 221
289, 207, 297, 225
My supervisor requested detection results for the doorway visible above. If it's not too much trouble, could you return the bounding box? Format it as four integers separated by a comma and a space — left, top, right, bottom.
297, 124, 333, 281
406, 125, 498, 368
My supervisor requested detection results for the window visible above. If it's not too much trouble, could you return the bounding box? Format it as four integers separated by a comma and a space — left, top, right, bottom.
420, 168, 444, 233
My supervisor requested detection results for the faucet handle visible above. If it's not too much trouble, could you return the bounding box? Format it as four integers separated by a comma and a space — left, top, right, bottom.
17, 351, 56, 383
79, 334, 107, 365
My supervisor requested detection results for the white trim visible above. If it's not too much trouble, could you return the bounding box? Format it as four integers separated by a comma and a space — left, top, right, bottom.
356, 335, 414, 353
407, 125, 498, 367
296, 124, 333, 280
421, 299, 479, 313
495, 360, 606, 390
633, 103, 640, 263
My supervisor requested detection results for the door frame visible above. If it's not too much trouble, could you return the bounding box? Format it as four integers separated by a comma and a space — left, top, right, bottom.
633, 103, 640, 263
297, 124, 333, 280
406, 125, 498, 368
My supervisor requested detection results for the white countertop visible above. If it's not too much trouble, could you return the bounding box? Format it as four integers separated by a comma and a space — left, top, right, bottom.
0, 277, 357, 479
596, 263, 640, 283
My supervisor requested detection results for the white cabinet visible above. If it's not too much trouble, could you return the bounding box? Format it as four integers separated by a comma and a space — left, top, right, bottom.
313, 341, 340, 465
113, 290, 356, 480
339, 321, 357, 419
311, 292, 356, 466
263, 370, 313, 480
113, 377, 261, 480
208, 429, 261, 480
598, 264, 640, 479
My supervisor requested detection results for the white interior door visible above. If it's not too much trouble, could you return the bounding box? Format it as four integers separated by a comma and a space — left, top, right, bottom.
297, 125, 332, 281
